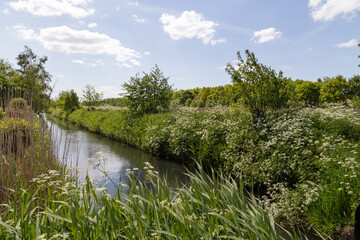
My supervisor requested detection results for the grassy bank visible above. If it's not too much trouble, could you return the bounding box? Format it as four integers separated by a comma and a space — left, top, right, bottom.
0, 100, 310, 239
0, 161, 310, 239
50, 105, 360, 237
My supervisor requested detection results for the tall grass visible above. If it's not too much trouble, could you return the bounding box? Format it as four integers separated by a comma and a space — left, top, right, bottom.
0, 162, 311, 239
0, 98, 68, 205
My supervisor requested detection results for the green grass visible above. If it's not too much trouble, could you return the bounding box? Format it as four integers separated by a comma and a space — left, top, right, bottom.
0, 163, 310, 239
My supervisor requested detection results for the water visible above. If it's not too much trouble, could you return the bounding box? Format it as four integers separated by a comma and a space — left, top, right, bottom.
45, 117, 188, 195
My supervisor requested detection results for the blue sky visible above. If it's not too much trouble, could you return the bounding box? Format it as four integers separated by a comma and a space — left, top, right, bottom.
0, 0, 359, 98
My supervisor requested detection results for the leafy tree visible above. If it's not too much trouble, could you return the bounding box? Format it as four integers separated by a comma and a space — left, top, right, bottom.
56, 90, 80, 113
16, 46, 52, 112
82, 84, 104, 106
225, 50, 290, 120
295, 81, 321, 106
0, 59, 19, 110
179, 90, 194, 105
320, 75, 348, 103
122, 65, 172, 114
348, 75, 360, 97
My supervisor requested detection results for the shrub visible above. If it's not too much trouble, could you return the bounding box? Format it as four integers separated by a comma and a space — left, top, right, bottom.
226, 50, 290, 120
320, 75, 348, 103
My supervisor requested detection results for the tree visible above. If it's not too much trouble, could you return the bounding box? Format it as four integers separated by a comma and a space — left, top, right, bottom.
320, 75, 348, 103
225, 50, 290, 120
348, 75, 360, 97
122, 65, 172, 114
16, 46, 52, 112
56, 90, 80, 113
0, 59, 19, 110
82, 84, 103, 106
295, 81, 321, 106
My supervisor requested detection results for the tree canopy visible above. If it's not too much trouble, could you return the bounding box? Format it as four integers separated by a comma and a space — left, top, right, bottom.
122, 65, 172, 114
82, 84, 103, 106
226, 50, 290, 120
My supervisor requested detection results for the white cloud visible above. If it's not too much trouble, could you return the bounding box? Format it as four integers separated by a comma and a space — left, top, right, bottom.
14, 25, 141, 67
252, 27, 282, 43
336, 38, 358, 47
87, 22, 97, 28
309, 0, 360, 22
306, 47, 313, 52
144, 51, 150, 56
128, 1, 139, 6
2, 8, 9, 14
120, 63, 132, 68
159, 10, 225, 45
13, 24, 36, 39
9, 0, 95, 18
96, 86, 124, 99
72, 59, 85, 64
72, 59, 104, 66
129, 59, 141, 66
132, 14, 147, 23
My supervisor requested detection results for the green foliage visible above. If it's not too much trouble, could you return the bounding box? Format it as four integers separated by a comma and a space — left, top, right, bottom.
320, 75, 348, 103
295, 81, 321, 106
15, 46, 52, 112
348, 75, 360, 97
226, 50, 290, 120
122, 65, 172, 114
352, 95, 360, 108
0, 163, 308, 240
8, 97, 28, 109
82, 84, 103, 106
0, 107, 4, 120
0, 59, 19, 110
171, 85, 239, 108
56, 90, 80, 113
51, 105, 360, 237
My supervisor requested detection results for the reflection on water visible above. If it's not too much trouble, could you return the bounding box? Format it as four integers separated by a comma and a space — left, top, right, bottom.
46, 117, 188, 195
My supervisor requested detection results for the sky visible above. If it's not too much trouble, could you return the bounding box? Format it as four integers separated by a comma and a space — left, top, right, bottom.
0, 0, 359, 98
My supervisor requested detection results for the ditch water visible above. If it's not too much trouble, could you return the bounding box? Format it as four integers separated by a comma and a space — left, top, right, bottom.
45, 117, 188, 195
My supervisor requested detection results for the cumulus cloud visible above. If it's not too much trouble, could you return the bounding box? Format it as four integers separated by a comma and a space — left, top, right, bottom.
159, 10, 225, 45
336, 38, 358, 47
72, 59, 104, 66
96, 86, 124, 99
87, 22, 97, 28
71, 59, 85, 64
9, 0, 95, 18
14, 25, 141, 67
132, 14, 147, 23
308, 0, 360, 22
252, 27, 282, 43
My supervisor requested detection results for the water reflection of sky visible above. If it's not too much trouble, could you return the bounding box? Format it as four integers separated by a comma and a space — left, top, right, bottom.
45, 118, 188, 195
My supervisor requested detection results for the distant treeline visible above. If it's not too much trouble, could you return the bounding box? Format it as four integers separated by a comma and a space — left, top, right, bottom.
96, 75, 360, 109
170, 75, 360, 108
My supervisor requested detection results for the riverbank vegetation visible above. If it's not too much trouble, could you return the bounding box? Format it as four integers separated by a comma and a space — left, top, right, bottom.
49, 104, 360, 237
2, 45, 360, 238
0, 98, 308, 239
48, 50, 360, 238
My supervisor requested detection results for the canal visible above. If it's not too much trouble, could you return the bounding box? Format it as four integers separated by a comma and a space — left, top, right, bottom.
45, 117, 188, 195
